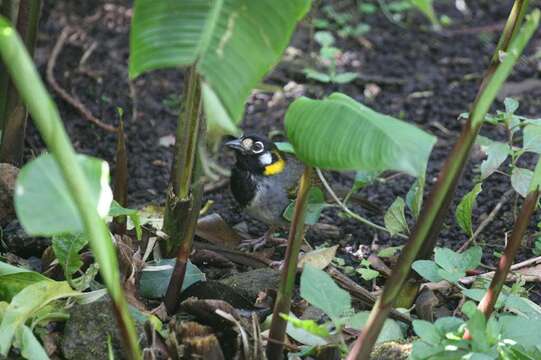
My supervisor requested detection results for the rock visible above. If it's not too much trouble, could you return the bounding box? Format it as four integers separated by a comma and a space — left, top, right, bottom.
371, 340, 412, 360
219, 268, 280, 301
0, 220, 50, 257
62, 296, 146, 360
0, 163, 19, 225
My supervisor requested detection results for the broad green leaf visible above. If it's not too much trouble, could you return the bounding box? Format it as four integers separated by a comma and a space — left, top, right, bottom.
462, 301, 489, 353
435, 246, 482, 275
511, 167, 533, 197
406, 176, 424, 218
434, 317, 463, 335
129, 0, 311, 136
108, 200, 142, 240
280, 313, 330, 338
500, 315, 541, 348
285, 93, 436, 177
377, 246, 403, 258
0, 262, 51, 302
523, 124, 541, 154
347, 311, 403, 343
384, 197, 409, 236
14, 153, 113, 236
0, 280, 79, 356
139, 259, 205, 299
480, 141, 510, 179
412, 260, 443, 283
413, 320, 441, 345
300, 265, 351, 322
283, 187, 327, 225
52, 234, 87, 281
275, 142, 295, 154
455, 183, 482, 237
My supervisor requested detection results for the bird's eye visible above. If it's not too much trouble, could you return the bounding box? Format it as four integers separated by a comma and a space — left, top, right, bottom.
252, 141, 264, 153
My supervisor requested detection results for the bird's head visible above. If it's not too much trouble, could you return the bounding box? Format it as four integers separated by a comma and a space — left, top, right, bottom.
225, 135, 286, 175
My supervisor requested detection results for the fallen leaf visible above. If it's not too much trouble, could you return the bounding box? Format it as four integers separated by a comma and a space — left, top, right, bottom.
298, 245, 339, 270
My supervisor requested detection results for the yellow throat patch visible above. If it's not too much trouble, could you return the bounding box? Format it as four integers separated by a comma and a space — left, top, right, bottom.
264, 157, 286, 176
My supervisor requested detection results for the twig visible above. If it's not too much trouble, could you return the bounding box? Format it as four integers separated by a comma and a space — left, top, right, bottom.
46, 26, 117, 133
316, 168, 408, 239
457, 189, 514, 253
460, 255, 541, 285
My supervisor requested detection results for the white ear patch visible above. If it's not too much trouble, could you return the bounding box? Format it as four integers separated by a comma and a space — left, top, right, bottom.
258, 151, 273, 165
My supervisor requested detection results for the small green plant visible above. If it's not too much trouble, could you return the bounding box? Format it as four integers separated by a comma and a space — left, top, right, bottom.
411, 301, 541, 359
382, 0, 443, 29
282, 265, 403, 356
314, 4, 371, 39
412, 246, 482, 284
357, 259, 380, 281
303, 31, 358, 84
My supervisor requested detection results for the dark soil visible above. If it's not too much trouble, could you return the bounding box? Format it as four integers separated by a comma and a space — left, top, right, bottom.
22, 0, 541, 306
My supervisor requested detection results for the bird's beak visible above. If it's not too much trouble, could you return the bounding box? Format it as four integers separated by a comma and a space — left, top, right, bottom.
224, 138, 244, 151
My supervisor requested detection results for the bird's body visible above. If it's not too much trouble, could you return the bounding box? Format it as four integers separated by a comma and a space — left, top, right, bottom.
230, 152, 304, 227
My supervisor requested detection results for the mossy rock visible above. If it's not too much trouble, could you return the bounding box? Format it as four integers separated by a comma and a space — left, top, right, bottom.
370, 339, 413, 360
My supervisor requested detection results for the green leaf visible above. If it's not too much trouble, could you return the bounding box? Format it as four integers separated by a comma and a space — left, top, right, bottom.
332, 72, 358, 84
377, 246, 403, 258
138, 259, 205, 299
412, 260, 443, 282
347, 311, 403, 343
275, 142, 295, 154
406, 176, 425, 218
434, 317, 464, 335
511, 167, 533, 197
14, 153, 113, 236
357, 267, 379, 281
0, 262, 51, 302
384, 197, 409, 236
435, 246, 482, 276
314, 31, 334, 47
500, 315, 541, 348
283, 187, 327, 225
353, 170, 380, 190
455, 183, 482, 237
523, 124, 541, 154
283, 313, 328, 346
285, 93, 436, 177
300, 265, 351, 322
108, 201, 142, 240
280, 313, 330, 338
129, 0, 311, 136
303, 68, 331, 83
0, 280, 79, 356
52, 234, 88, 281
413, 320, 441, 345
480, 141, 510, 180
17, 326, 49, 360
504, 97, 519, 114
410, 0, 440, 27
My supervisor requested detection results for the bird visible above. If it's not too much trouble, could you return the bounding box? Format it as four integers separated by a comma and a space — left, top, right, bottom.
225, 134, 304, 250
225, 134, 382, 251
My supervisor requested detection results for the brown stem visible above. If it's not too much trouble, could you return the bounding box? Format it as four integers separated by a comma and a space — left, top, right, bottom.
266, 166, 313, 360
0, 0, 41, 165
477, 189, 539, 317
112, 118, 128, 235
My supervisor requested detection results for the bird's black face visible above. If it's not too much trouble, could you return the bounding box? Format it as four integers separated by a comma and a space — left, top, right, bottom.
225, 135, 284, 175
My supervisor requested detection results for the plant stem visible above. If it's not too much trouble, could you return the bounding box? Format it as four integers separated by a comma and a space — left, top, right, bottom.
0, 0, 16, 127
346, 5, 539, 359
0, 18, 141, 359
477, 157, 541, 317
316, 168, 407, 239
266, 166, 313, 360
163, 65, 205, 314
112, 118, 128, 235
0, 0, 41, 165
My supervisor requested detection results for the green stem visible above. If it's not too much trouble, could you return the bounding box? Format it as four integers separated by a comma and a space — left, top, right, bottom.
477, 156, 541, 317
0, 18, 141, 359
345, 5, 539, 359
0, 0, 41, 165
0, 0, 16, 127
266, 166, 313, 360
163, 65, 205, 314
